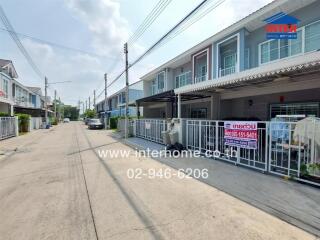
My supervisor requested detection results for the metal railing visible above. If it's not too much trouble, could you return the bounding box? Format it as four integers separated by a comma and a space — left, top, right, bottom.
269, 119, 320, 185
0, 117, 16, 140
186, 120, 269, 171
135, 119, 167, 144
219, 65, 236, 77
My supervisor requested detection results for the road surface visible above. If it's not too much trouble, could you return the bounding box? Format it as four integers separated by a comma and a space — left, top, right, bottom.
0, 122, 317, 240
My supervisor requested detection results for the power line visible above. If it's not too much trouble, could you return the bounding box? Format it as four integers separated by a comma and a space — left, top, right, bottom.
0, 5, 44, 79
129, 0, 210, 69
128, 0, 172, 45
0, 27, 123, 61
154, 0, 226, 50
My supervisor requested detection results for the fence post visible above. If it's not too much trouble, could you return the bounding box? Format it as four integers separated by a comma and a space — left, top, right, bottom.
264, 122, 269, 172
215, 121, 219, 151
268, 122, 272, 173
15, 116, 19, 137
199, 121, 202, 152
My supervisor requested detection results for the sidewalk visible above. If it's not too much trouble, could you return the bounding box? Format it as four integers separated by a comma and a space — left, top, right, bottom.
123, 137, 320, 237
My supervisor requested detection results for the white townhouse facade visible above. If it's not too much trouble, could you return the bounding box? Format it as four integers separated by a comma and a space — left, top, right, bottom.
0, 59, 17, 115
0, 59, 46, 117
138, 0, 320, 121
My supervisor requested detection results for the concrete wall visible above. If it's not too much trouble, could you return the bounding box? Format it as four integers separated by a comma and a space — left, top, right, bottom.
0, 102, 10, 113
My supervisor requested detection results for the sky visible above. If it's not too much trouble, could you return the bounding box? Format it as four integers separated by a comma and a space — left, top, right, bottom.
0, 0, 273, 106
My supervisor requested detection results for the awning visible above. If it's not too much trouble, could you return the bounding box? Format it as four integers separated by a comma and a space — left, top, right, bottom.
175, 51, 320, 94
136, 90, 210, 104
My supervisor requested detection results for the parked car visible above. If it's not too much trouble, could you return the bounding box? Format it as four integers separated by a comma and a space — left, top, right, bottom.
63, 118, 70, 123
88, 119, 104, 129
84, 118, 91, 125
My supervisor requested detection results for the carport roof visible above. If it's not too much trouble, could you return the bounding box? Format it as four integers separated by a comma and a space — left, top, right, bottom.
136, 90, 210, 104
175, 51, 320, 94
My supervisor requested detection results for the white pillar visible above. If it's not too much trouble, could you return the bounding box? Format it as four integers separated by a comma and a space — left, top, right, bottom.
10, 104, 14, 116
15, 116, 19, 136
177, 94, 181, 119
210, 95, 214, 119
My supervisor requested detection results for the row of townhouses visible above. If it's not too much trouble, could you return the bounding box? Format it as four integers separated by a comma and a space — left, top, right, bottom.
0, 59, 51, 118
108, 0, 320, 186
95, 87, 143, 119
137, 0, 320, 121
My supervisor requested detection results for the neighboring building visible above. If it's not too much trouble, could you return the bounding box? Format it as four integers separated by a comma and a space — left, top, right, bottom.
0, 58, 49, 117
0, 59, 17, 115
138, 0, 320, 121
95, 87, 143, 119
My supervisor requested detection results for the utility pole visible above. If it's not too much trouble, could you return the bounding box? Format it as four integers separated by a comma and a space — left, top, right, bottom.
124, 43, 129, 139
85, 100, 87, 111
54, 90, 57, 119
93, 90, 96, 109
104, 73, 108, 129
58, 97, 61, 121
89, 97, 91, 110
45, 77, 48, 125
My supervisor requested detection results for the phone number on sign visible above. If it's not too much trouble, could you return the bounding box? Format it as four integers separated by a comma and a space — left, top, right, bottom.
127, 168, 209, 179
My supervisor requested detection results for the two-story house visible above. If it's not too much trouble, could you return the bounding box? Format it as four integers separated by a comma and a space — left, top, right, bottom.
0, 58, 48, 117
95, 87, 143, 119
0, 59, 17, 115
138, 0, 320, 121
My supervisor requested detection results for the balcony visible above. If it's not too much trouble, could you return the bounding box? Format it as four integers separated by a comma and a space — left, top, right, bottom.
219, 65, 236, 77
194, 73, 208, 83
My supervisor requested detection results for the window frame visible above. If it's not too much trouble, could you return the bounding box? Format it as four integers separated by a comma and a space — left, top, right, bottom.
258, 20, 320, 66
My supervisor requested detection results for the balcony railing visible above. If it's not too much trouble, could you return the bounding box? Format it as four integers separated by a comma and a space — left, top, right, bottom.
14, 99, 35, 108
194, 74, 208, 83
219, 65, 236, 77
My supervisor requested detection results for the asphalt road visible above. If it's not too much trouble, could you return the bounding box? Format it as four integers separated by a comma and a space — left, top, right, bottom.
0, 122, 318, 240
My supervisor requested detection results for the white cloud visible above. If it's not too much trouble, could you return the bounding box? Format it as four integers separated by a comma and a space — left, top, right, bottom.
65, 0, 129, 56
20, 39, 105, 105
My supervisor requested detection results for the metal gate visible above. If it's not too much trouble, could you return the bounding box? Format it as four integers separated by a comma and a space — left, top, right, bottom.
0, 117, 16, 140
269, 119, 320, 186
135, 119, 167, 144
186, 120, 269, 171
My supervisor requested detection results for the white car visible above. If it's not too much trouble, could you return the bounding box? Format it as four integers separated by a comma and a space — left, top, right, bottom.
63, 118, 70, 123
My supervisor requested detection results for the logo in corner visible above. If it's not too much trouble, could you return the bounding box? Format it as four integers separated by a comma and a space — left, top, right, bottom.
264, 12, 300, 40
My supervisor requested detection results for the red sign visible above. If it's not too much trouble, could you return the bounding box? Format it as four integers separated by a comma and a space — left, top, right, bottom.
0, 90, 5, 97
224, 129, 257, 140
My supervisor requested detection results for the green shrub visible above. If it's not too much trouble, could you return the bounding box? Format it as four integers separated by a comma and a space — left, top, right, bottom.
0, 112, 10, 117
15, 113, 30, 132
109, 117, 118, 129
51, 117, 58, 125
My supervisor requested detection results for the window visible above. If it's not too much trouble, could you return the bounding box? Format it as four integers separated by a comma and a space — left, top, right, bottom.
305, 21, 320, 52
151, 79, 157, 95
157, 72, 165, 92
191, 108, 207, 119
194, 50, 208, 83
260, 30, 303, 64
175, 71, 191, 88
270, 102, 320, 119
151, 71, 166, 95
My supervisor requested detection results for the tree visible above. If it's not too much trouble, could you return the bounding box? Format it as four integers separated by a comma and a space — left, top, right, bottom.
84, 109, 96, 119
63, 105, 79, 120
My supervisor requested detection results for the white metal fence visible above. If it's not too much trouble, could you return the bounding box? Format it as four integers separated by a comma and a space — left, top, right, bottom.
269, 119, 320, 185
135, 119, 167, 144
31, 117, 42, 130
0, 117, 16, 140
186, 120, 268, 171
